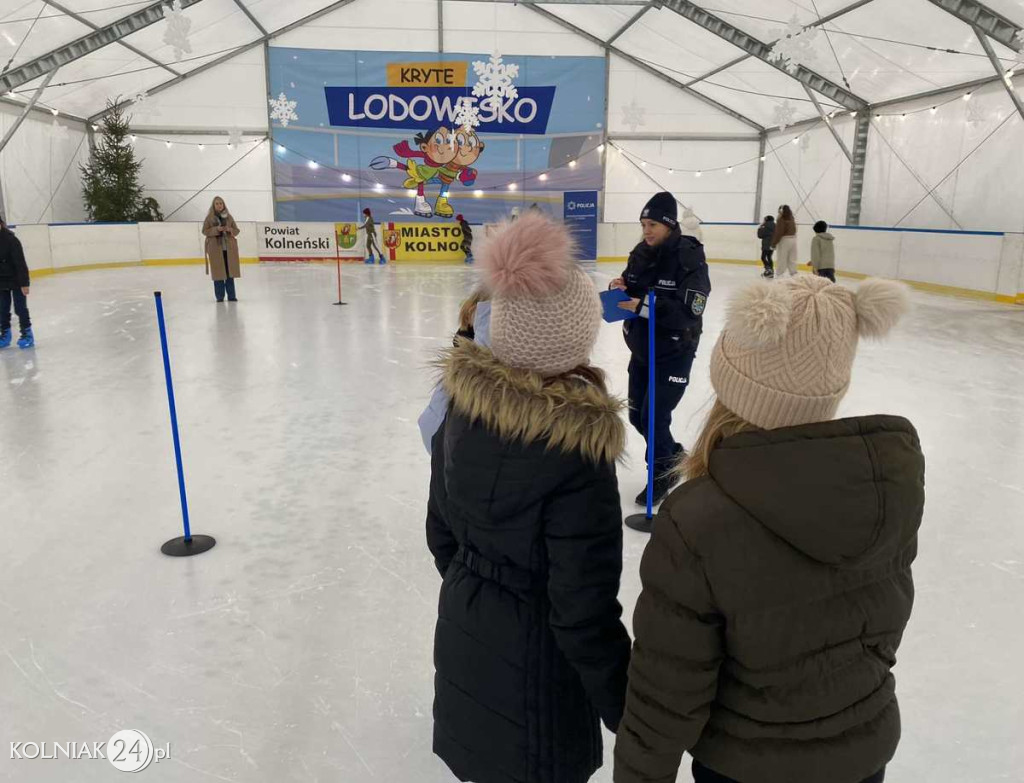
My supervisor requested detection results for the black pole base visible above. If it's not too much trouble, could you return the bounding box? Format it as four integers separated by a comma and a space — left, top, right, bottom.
161, 535, 217, 557
624, 514, 655, 534
333, 301, 348, 306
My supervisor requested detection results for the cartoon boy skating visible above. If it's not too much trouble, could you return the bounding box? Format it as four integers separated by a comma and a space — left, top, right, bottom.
370, 126, 485, 218
370, 126, 457, 218
433, 128, 485, 218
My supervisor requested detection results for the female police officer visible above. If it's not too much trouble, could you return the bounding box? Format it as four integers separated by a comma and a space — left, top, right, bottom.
611, 192, 711, 508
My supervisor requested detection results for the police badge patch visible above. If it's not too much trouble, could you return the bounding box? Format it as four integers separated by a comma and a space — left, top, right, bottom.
688, 290, 707, 316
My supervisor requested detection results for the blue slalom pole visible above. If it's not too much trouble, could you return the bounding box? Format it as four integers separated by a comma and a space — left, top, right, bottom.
645, 288, 656, 520
155, 292, 215, 557
626, 289, 657, 533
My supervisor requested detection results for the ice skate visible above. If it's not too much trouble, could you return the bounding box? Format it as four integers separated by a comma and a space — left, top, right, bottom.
0, 329, 10, 349
433, 196, 454, 218
369, 156, 397, 171
17, 328, 34, 349
414, 196, 434, 218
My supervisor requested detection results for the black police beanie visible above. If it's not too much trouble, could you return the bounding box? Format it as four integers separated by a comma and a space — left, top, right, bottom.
640, 192, 678, 229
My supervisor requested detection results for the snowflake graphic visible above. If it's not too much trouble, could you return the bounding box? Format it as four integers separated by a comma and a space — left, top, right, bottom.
162, 0, 192, 62
472, 52, 519, 110
621, 98, 646, 132
965, 98, 988, 126
50, 119, 70, 141
768, 14, 821, 75
773, 100, 798, 132
130, 91, 154, 119
227, 127, 244, 147
269, 92, 299, 127
453, 98, 481, 131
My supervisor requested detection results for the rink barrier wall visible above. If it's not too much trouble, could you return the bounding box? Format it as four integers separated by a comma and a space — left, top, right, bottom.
597, 223, 1024, 305
9, 221, 1023, 304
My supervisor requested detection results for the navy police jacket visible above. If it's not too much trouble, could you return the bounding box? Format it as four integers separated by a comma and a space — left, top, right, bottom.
621, 232, 710, 362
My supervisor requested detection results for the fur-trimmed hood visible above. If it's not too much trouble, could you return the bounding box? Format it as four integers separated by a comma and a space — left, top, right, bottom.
437, 341, 625, 465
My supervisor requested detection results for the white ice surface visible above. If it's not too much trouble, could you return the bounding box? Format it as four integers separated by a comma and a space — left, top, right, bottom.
1, 263, 1022, 782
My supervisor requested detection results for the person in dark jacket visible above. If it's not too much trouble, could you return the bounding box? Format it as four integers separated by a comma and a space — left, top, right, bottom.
457, 213, 474, 263
0, 215, 33, 350
427, 210, 632, 783
614, 275, 922, 783
610, 192, 711, 509
756, 215, 775, 278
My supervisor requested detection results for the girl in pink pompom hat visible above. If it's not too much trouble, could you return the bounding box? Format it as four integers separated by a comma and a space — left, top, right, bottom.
425, 211, 631, 783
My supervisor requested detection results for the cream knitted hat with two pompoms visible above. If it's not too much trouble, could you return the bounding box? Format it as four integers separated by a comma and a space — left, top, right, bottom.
711, 275, 910, 430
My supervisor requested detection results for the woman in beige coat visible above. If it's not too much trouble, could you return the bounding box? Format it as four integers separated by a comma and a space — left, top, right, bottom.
203, 196, 241, 302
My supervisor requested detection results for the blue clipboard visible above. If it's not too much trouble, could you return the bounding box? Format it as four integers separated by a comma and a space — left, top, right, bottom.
601, 288, 639, 323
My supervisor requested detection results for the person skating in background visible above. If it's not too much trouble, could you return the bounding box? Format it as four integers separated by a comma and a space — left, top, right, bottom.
811, 220, 837, 282
456, 214, 473, 264
427, 211, 631, 783
772, 204, 798, 279
614, 276, 921, 783
757, 214, 776, 278
417, 288, 490, 454
357, 208, 386, 264
0, 215, 33, 349
610, 191, 711, 508
202, 196, 241, 302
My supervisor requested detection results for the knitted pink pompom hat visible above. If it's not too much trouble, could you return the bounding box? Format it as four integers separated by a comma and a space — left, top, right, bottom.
480, 211, 601, 377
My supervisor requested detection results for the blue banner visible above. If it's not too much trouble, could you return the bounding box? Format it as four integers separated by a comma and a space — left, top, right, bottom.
325, 87, 557, 135
268, 48, 606, 225
564, 191, 599, 261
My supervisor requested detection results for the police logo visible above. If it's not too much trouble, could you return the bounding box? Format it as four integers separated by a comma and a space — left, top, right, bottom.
689, 291, 707, 316
642, 209, 650, 218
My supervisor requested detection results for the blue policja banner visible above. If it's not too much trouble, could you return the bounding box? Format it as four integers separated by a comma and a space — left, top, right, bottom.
564, 191, 599, 261
325, 87, 558, 135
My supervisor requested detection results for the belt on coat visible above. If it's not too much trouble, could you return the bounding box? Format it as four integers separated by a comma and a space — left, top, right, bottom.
452, 546, 538, 593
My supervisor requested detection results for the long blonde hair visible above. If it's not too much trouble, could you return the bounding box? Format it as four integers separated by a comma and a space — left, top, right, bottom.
683, 398, 758, 480
206, 196, 230, 223
458, 288, 490, 333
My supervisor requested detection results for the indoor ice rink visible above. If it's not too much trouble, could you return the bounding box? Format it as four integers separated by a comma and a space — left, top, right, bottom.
1, 1, 1023, 782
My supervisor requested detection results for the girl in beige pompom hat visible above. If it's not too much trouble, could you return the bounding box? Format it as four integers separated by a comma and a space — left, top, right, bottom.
615, 275, 926, 783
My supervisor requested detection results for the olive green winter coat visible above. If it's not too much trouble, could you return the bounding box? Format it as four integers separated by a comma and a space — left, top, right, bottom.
614, 415, 925, 783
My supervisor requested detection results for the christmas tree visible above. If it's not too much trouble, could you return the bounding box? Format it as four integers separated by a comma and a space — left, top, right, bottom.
80, 99, 162, 222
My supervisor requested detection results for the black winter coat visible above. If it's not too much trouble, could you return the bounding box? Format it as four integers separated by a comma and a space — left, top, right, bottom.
614, 416, 925, 783
757, 219, 775, 251
427, 342, 632, 783
0, 227, 30, 291
620, 232, 710, 363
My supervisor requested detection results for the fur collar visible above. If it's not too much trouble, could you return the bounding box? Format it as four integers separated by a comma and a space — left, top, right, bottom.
438, 341, 625, 465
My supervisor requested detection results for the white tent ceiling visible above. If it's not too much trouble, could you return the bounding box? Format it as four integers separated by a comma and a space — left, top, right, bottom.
1, 0, 1022, 124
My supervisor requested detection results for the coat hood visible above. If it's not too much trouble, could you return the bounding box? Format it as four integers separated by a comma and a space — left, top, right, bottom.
438, 340, 625, 464
708, 415, 924, 568
817, 232, 836, 241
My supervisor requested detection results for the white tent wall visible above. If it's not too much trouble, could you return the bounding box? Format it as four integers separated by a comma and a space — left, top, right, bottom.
137, 134, 273, 222
128, 47, 270, 131
761, 118, 855, 227
441, 1, 604, 56
860, 78, 1024, 234
607, 54, 758, 136
605, 139, 760, 224
276, 0, 440, 52
0, 105, 88, 224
